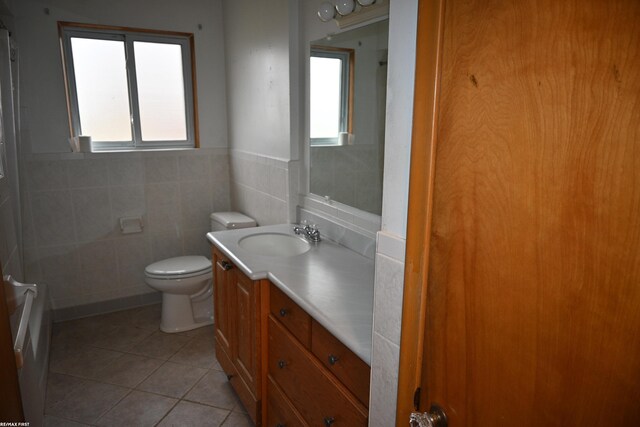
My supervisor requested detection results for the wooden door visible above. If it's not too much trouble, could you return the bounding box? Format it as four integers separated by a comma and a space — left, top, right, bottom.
397, 0, 640, 425
212, 247, 234, 358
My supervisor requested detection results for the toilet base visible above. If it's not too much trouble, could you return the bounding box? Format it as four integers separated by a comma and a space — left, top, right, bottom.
159, 293, 214, 333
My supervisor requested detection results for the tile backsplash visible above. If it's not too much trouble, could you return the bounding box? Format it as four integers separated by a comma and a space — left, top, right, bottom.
229, 150, 291, 226
22, 148, 231, 312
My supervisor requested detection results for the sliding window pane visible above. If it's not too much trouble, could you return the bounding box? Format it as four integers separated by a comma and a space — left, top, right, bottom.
70, 37, 132, 141
134, 41, 187, 141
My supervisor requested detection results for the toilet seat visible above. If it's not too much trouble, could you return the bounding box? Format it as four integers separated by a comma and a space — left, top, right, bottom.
145, 256, 212, 280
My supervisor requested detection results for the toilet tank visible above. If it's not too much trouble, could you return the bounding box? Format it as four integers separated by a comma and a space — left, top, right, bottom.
210, 212, 256, 231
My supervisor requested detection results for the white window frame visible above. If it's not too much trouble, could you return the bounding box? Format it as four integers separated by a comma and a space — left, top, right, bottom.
310, 47, 353, 147
59, 22, 198, 151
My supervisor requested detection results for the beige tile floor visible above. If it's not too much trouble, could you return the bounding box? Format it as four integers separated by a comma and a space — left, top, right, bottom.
44, 304, 253, 427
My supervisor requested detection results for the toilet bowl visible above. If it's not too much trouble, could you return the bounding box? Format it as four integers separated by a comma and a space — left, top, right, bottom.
145, 256, 214, 333
144, 211, 256, 333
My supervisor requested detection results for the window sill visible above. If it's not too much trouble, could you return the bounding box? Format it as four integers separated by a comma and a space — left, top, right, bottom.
81, 147, 197, 154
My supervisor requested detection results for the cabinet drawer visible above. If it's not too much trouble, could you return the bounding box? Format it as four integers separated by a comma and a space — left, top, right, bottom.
267, 375, 308, 427
268, 316, 368, 426
311, 320, 371, 406
270, 285, 311, 348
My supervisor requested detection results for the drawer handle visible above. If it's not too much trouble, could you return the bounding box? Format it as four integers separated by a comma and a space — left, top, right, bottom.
217, 260, 233, 271
328, 354, 339, 365
279, 308, 288, 317
324, 417, 335, 426
278, 360, 287, 369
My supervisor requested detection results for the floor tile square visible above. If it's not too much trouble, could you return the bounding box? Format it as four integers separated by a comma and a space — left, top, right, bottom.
92, 353, 163, 387
129, 304, 162, 331
45, 373, 88, 411
131, 331, 191, 360
44, 415, 92, 427
96, 390, 177, 427
92, 325, 155, 352
49, 346, 124, 379
222, 411, 254, 427
46, 379, 129, 424
184, 370, 240, 410
157, 400, 230, 427
169, 335, 217, 369
137, 361, 207, 398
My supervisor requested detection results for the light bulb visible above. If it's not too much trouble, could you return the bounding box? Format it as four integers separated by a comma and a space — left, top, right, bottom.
317, 2, 336, 22
335, 0, 356, 16
357, 0, 376, 6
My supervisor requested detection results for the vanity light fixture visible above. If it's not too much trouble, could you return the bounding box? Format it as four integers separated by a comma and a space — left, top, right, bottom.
335, 0, 356, 16
317, 0, 383, 25
317, 1, 336, 22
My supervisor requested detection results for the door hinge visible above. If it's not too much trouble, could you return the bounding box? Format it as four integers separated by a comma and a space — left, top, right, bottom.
413, 387, 421, 410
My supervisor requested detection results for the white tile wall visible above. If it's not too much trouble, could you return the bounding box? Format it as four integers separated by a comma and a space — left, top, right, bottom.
373, 253, 404, 345
370, 231, 407, 426
229, 150, 291, 226
22, 148, 231, 312
369, 332, 401, 427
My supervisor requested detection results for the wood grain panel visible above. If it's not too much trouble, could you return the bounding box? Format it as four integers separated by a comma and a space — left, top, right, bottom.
268, 316, 368, 426
267, 375, 309, 427
311, 319, 370, 406
270, 284, 311, 348
416, 0, 640, 425
216, 340, 260, 424
234, 270, 259, 395
212, 247, 234, 357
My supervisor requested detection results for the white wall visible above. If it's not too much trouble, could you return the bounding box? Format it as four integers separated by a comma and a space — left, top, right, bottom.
15, 0, 228, 153
380, 0, 417, 239
222, 0, 292, 160
222, 0, 297, 226
370, 1, 419, 426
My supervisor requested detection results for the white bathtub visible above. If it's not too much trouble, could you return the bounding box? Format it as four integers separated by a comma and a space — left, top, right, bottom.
10, 281, 52, 426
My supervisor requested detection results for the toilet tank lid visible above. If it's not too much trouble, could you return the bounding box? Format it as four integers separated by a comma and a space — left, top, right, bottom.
210, 212, 256, 229
145, 256, 212, 276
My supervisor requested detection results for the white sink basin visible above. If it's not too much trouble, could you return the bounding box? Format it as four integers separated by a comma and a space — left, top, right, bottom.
238, 233, 311, 257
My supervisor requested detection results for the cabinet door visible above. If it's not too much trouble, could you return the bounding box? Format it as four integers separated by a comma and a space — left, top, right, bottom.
233, 270, 260, 395
212, 247, 234, 358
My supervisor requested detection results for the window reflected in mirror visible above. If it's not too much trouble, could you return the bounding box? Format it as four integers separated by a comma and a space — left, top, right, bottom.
309, 19, 388, 215
310, 47, 353, 146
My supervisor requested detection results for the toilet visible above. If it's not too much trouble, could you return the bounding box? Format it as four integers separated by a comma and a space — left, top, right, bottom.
144, 212, 256, 333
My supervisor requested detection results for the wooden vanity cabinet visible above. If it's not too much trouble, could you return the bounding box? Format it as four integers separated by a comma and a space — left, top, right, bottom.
212, 248, 371, 426
212, 246, 267, 425
267, 284, 370, 426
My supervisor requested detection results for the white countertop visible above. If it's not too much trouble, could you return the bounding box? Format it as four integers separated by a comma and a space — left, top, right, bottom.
207, 224, 375, 365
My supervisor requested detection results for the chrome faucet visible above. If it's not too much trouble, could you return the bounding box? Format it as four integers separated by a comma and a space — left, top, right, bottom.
293, 223, 321, 243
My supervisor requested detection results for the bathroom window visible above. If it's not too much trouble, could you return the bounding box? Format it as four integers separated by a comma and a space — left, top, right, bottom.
59, 22, 198, 150
310, 47, 353, 146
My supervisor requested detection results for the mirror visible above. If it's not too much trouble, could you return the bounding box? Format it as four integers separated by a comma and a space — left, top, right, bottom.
309, 19, 389, 216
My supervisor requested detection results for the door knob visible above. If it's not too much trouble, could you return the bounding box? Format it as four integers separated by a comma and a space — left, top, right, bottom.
410, 405, 447, 427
